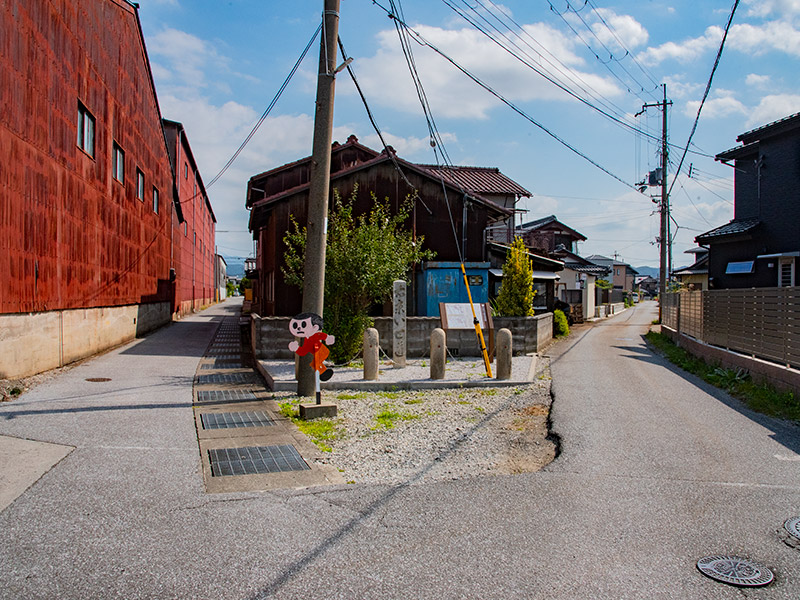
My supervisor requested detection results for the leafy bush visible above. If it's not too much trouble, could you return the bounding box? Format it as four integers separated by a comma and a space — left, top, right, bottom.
553, 309, 570, 337
283, 187, 434, 363
495, 237, 535, 316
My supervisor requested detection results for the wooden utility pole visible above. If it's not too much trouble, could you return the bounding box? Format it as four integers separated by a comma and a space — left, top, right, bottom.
659, 84, 669, 321
640, 85, 671, 321
298, 0, 341, 397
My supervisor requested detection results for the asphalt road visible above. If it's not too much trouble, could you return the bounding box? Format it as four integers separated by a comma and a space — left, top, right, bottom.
1, 300, 798, 599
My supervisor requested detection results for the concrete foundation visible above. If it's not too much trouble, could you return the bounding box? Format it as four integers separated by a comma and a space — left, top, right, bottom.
299, 403, 338, 420
0, 302, 171, 379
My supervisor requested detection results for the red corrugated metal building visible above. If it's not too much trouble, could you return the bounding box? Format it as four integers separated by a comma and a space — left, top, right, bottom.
163, 120, 217, 316
0, 0, 215, 378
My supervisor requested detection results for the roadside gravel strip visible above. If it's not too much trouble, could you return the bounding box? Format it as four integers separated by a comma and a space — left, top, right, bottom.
274, 364, 556, 486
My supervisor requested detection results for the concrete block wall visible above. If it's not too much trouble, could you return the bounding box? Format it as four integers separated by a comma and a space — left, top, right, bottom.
0, 302, 171, 379
252, 313, 554, 360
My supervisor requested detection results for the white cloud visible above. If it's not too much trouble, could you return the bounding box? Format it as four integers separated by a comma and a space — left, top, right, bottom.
728, 21, 800, 56
746, 94, 800, 126
745, 73, 771, 87
683, 93, 747, 119
352, 23, 621, 120
588, 8, 649, 51
745, 0, 800, 19
663, 75, 702, 99
639, 26, 723, 65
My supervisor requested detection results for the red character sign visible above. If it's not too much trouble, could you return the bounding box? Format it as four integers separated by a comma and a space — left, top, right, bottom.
288, 312, 335, 382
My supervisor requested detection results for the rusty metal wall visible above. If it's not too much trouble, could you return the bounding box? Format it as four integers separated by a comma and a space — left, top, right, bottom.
1, 0, 175, 314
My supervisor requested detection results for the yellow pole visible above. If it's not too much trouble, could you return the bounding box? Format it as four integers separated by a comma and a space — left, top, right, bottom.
461, 263, 493, 378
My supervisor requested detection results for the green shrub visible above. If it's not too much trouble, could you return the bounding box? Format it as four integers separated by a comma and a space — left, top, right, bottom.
494, 237, 535, 317
553, 309, 570, 337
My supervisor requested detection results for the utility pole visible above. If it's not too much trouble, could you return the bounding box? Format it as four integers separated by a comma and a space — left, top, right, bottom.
298, 0, 341, 397
639, 84, 671, 321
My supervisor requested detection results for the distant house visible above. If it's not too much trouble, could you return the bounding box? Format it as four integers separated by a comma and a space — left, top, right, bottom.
635, 275, 659, 297
0, 0, 206, 378
246, 135, 513, 316
585, 255, 639, 292
672, 247, 708, 290
163, 120, 217, 315
698, 112, 800, 288
551, 247, 610, 320
513, 215, 586, 255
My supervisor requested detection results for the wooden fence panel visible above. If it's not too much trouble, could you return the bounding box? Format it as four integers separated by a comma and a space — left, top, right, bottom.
665, 287, 800, 371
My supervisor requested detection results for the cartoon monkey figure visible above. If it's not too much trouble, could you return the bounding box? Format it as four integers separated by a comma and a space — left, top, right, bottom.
288, 312, 335, 381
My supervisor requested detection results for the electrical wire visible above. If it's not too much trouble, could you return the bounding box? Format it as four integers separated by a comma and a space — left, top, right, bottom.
374, 1, 642, 193
668, 0, 740, 196
204, 22, 322, 190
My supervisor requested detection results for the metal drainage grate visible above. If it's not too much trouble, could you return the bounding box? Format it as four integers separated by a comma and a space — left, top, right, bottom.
200, 362, 244, 370
696, 556, 774, 587
85, 377, 112, 382
208, 445, 310, 476
204, 354, 240, 361
197, 373, 258, 385
196, 389, 257, 403
201, 411, 274, 430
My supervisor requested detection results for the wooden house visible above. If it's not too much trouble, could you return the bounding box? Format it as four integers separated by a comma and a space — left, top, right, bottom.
246, 135, 514, 316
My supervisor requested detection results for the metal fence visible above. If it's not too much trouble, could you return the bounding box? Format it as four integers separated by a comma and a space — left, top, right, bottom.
662, 288, 800, 370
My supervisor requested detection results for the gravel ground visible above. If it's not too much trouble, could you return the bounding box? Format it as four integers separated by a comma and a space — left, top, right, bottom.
275, 362, 557, 486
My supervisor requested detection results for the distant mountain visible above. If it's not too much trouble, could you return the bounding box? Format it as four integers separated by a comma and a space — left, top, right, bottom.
224, 256, 246, 278
634, 266, 659, 278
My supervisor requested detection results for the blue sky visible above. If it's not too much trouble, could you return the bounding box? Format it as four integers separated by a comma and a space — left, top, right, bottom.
138, 0, 800, 269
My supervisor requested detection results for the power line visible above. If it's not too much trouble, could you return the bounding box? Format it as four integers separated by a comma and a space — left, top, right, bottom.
668, 0, 740, 196
374, 1, 642, 193
204, 23, 322, 190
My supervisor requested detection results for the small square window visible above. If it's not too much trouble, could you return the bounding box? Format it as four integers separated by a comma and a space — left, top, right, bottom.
112, 143, 124, 183
136, 169, 144, 201
77, 102, 95, 157
153, 187, 159, 214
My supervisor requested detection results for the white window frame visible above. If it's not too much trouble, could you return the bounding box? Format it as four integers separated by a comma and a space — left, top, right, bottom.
112, 143, 124, 183
77, 102, 95, 157
779, 258, 795, 287
136, 169, 144, 201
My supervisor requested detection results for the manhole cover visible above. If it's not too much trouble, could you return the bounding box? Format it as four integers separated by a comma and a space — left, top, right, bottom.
85, 377, 112, 382
696, 556, 774, 587
208, 445, 309, 476
784, 517, 800, 541
200, 411, 274, 430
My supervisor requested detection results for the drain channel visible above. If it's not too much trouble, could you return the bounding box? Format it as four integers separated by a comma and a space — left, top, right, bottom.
208, 445, 310, 476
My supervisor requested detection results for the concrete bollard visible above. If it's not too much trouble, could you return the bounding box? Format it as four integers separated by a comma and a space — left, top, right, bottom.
496, 328, 512, 380
430, 328, 446, 380
363, 328, 379, 381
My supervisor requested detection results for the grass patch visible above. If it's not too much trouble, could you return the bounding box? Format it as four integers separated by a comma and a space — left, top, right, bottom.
403, 398, 423, 405
646, 331, 799, 423
378, 391, 402, 400
337, 392, 368, 400
372, 404, 420, 430
278, 398, 343, 452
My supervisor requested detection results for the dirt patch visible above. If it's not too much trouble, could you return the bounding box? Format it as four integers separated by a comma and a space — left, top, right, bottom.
497, 403, 556, 475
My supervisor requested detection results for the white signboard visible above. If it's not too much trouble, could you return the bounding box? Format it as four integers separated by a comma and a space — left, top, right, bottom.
439, 303, 490, 330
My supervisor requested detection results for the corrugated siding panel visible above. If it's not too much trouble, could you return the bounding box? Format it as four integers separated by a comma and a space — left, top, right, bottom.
1, 0, 175, 314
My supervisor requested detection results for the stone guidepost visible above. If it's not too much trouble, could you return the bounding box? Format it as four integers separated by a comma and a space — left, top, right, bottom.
430, 328, 446, 380
363, 328, 379, 381
496, 328, 512, 380
392, 280, 407, 368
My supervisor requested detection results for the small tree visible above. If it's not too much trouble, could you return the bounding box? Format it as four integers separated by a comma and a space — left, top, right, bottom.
494, 237, 535, 316
238, 277, 251, 296
283, 187, 435, 363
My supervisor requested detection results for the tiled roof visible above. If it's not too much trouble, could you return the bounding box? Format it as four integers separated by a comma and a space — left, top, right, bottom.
421, 165, 532, 197
566, 263, 610, 275
737, 112, 800, 144
695, 217, 760, 242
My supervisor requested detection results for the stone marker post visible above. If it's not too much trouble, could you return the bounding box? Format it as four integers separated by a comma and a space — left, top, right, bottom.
392, 280, 407, 368
430, 328, 446, 380
496, 328, 512, 380
363, 328, 379, 381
